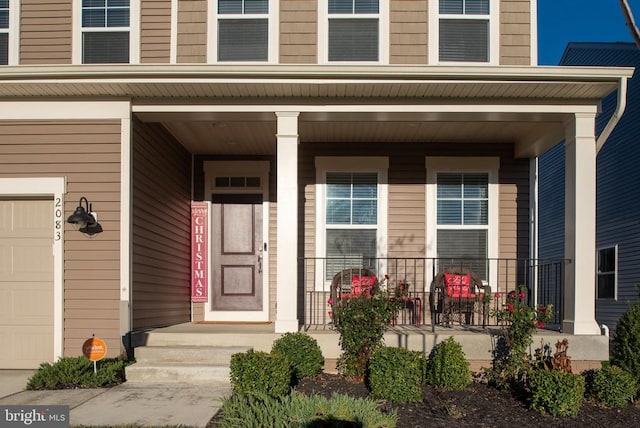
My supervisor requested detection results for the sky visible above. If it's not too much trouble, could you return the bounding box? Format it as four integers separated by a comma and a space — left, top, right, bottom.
538, 0, 640, 65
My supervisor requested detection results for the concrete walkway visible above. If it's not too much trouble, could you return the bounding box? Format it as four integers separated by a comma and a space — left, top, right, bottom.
0, 371, 231, 427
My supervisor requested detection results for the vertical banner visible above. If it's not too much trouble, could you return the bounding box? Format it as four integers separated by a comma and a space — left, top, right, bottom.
191, 202, 208, 302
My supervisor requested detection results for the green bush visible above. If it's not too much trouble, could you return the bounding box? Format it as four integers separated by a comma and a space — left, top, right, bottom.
611, 300, 640, 379
368, 346, 425, 403
586, 365, 637, 409
271, 332, 324, 381
332, 292, 399, 379
425, 337, 471, 390
229, 350, 292, 398
27, 356, 128, 390
217, 391, 397, 428
527, 369, 585, 417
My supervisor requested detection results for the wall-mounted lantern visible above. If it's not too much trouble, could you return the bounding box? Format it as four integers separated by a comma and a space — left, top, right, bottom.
67, 196, 103, 236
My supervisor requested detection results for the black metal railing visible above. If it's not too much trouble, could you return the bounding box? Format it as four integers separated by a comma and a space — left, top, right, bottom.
300, 257, 566, 330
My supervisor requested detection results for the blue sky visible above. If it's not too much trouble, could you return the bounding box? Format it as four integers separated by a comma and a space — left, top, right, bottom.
538, 0, 640, 65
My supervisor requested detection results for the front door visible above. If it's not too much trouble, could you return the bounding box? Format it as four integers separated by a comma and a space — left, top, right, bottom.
211, 194, 263, 312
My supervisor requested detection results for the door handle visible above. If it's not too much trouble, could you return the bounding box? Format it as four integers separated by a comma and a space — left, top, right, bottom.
257, 254, 263, 274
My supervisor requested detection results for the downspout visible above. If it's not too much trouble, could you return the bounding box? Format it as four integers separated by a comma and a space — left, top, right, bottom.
596, 77, 629, 154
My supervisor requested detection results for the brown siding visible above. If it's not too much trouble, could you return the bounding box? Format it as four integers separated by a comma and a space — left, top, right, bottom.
177, 0, 207, 63
500, 0, 531, 65
280, 0, 317, 64
389, 0, 428, 64
132, 119, 192, 329
0, 120, 121, 357
20, 0, 72, 64
140, 0, 172, 63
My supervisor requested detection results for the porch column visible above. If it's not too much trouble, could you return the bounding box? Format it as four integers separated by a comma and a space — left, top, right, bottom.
275, 112, 300, 332
563, 113, 600, 335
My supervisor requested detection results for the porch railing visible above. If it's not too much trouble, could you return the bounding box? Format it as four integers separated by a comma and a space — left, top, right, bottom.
300, 257, 566, 330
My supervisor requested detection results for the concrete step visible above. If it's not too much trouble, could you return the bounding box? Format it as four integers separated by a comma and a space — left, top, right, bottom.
134, 345, 251, 364
126, 362, 231, 383
143, 331, 281, 351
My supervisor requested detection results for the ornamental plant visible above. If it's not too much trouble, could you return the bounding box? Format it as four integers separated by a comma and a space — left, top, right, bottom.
332, 281, 400, 380
486, 286, 553, 389
610, 298, 640, 380
271, 332, 324, 382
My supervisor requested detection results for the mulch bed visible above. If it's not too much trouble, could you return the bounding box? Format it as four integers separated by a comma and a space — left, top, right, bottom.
294, 372, 640, 428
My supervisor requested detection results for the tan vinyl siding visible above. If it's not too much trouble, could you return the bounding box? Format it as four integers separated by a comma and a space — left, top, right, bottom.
0, 120, 121, 357
140, 0, 172, 63
389, 0, 428, 64
280, 0, 317, 64
500, 0, 531, 65
20, 0, 72, 65
132, 119, 192, 329
177, 0, 207, 63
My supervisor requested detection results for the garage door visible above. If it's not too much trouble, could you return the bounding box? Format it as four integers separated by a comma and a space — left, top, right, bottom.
0, 199, 54, 369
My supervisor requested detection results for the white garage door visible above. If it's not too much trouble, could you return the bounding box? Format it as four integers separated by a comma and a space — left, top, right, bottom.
0, 199, 54, 369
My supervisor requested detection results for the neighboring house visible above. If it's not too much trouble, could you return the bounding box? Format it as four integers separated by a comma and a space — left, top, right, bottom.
539, 41, 640, 335
0, 1, 632, 369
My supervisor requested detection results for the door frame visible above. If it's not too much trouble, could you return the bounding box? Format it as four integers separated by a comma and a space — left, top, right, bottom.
203, 161, 270, 321
0, 177, 66, 363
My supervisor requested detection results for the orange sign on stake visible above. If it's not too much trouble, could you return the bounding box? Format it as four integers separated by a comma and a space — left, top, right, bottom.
82, 336, 107, 362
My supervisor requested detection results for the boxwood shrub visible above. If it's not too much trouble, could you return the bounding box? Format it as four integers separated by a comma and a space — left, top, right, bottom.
585, 365, 637, 409
271, 332, 324, 381
425, 337, 471, 390
527, 369, 585, 417
368, 346, 425, 403
229, 350, 292, 398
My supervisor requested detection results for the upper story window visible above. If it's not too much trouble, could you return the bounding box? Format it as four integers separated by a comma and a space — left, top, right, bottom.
321, 0, 385, 63
0, 0, 8, 65
82, 0, 130, 63
430, 0, 497, 64
214, 0, 271, 62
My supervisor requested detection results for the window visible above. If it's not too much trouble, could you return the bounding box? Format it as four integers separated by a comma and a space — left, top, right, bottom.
316, 157, 388, 285
0, 0, 8, 65
324, 0, 381, 62
431, 0, 496, 64
82, 0, 130, 63
597, 246, 617, 299
215, 0, 269, 62
426, 157, 498, 284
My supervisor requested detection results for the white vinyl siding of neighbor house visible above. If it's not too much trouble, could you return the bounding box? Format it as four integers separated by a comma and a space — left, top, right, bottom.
208, 0, 278, 63
428, 0, 499, 65
315, 157, 388, 288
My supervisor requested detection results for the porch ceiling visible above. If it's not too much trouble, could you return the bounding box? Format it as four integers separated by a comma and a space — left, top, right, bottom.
0, 64, 632, 158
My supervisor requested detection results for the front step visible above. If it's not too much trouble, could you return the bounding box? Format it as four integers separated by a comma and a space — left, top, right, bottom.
126, 345, 252, 383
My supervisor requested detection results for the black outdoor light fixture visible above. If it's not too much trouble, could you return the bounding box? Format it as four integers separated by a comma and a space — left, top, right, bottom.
67, 196, 103, 236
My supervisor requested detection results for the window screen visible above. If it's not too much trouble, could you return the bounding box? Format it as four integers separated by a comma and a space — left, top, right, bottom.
218, 19, 268, 61
438, 0, 490, 62
83, 32, 129, 64
328, 0, 379, 62
82, 0, 130, 64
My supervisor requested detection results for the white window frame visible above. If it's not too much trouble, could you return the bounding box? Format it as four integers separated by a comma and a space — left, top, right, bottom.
428, 0, 499, 65
426, 157, 499, 289
315, 157, 388, 291
596, 244, 618, 301
1, 0, 19, 65
72, 0, 140, 64
318, 0, 389, 64
207, 0, 278, 64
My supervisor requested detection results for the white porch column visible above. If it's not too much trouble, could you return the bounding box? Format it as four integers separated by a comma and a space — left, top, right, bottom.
563, 113, 600, 335
275, 112, 300, 332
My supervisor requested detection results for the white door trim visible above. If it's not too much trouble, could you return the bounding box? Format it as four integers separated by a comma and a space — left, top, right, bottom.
0, 177, 66, 362
203, 161, 270, 321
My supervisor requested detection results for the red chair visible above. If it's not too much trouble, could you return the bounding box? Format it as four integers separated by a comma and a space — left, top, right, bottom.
329, 268, 376, 324
429, 268, 490, 329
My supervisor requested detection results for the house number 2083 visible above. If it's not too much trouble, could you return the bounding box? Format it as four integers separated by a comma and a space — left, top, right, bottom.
54, 197, 63, 241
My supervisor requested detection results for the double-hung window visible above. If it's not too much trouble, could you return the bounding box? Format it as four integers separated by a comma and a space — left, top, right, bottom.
431, 0, 496, 64
596, 245, 617, 299
324, 0, 381, 62
316, 157, 388, 285
426, 157, 498, 283
215, 0, 270, 62
82, 0, 130, 63
0, 0, 8, 65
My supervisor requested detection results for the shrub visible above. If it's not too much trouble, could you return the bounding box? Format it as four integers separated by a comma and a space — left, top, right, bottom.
586, 365, 637, 409
368, 346, 425, 403
425, 337, 471, 390
332, 291, 399, 379
271, 332, 324, 381
229, 350, 292, 398
611, 300, 640, 379
527, 369, 585, 417
217, 392, 397, 428
27, 356, 127, 390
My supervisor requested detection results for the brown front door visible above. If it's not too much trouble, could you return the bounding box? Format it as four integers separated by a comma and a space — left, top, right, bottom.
211, 194, 263, 311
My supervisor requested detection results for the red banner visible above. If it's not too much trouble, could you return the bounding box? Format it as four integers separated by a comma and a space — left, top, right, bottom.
191, 202, 208, 302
